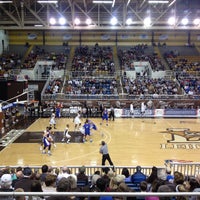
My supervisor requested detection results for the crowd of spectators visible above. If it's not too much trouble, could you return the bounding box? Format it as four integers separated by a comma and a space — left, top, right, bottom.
122, 76, 181, 97
23, 46, 68, 70
71, 44, 115, 77
177, 76, 200, 95
0, 53, 22, 78
164, 51, 200, 74
44, 78, 62, 95
118, 44, 165, 71
0, 164, 199, 199
1, 43, 200, 101
164, 51, 200, 95
65, 78, 118, 95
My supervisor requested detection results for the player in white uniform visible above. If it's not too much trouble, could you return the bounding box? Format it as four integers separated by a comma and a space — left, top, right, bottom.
74, 111, 81, 131
130, 102, 134, 117
141, 102, 146, 120
62, 124, 71, 143
49, 112, 56, 129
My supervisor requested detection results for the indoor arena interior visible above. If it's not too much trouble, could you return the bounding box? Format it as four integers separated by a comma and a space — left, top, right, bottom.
0, 0, 200, 199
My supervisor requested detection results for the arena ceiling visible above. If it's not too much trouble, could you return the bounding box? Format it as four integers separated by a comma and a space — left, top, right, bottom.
0, 0, 199, 30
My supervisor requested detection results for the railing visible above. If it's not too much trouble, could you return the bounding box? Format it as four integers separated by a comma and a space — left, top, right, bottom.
0, 166, 164, 178
41, 93, 200, 101
167, 161, 200, 178
1, 163, 200, 178
69, 71, 117, 79
0, 192, 200, 199
41, 93, 120, 101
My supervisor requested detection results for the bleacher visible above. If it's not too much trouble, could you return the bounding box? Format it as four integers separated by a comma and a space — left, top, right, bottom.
0, 162, 200, 199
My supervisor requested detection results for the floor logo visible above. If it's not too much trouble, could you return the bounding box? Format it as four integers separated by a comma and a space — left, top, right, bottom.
160, 128, 200, 149
166, 128, 200, 143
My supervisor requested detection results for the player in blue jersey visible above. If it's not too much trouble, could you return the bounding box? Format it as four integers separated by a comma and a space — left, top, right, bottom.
82, 119, 92, 142
101, 108, 108, 126
42, 127, 52, 155
82, 119, 97, 143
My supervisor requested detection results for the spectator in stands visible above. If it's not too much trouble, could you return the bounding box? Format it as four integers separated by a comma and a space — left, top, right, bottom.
46, 177, 71, 200
140, 181, 148, 192
157, 184, 174, 200
146, 179, 160, 199
109, 174, 134, 200
188, 178, 200, 192
31, 170, 41, 181
14, 188, 25, 200
67, 175, 81, 199
57, 166, 77, 184
42, 173, 57, 192
101, 167, 111, 189
14, 167, 33, 192
146, 166, 158, 186
109, 174, 125, 191
121, 167, 131, 182
47, 166, 55, 174
40, 164, 49, 183
131, 166, 146, 184
30, 180, 44, 200
0, 174, 14, 192
0, 174, 13, 200
77, 165, 88, 185
12, 167, 23, 188
95, 177, 113, 200
90, 174, 102, 192
173, 171, 185, 187
175, 183, 189, 200
166, 167, 174, 183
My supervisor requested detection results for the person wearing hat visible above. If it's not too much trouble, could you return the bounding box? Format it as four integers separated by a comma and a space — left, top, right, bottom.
0, 174, 14, 200
14, 167, 33, 192
99, 141, 114, 171
0, 174, 13, 191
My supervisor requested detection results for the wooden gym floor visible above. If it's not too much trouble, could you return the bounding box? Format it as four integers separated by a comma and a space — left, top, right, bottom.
0, 117, 200, 167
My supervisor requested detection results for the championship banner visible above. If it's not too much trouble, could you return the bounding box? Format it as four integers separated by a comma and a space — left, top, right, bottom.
63, 34, 72, 40
27, 33, 37, 40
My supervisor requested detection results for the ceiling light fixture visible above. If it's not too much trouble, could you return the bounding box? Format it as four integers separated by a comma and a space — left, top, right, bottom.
0, 1, 13, 3
148, 0, 169, 3
112, 0, 115, 7
93, 1, 113, 4
37, 0, 58, 3
34, 25, 43, 27
127, 0, 131, 6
